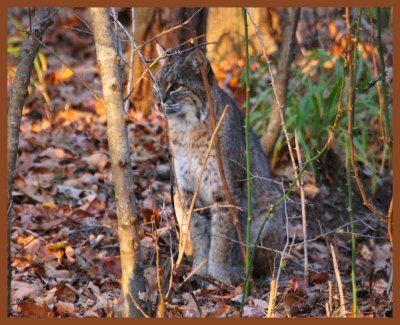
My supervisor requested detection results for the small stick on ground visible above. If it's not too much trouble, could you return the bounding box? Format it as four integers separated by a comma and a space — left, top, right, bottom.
330, 243, 346, 317
266, 279, 277, 318
328, 280, 333, 317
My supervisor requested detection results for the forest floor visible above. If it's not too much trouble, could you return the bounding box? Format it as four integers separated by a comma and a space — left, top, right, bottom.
9, 9, 392, 318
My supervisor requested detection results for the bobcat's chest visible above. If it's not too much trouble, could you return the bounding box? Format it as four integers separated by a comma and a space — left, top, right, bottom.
169, 127, 219, 206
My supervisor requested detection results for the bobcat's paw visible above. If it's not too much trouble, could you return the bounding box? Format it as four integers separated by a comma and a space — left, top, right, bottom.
230, 266, 245, 285
207, 265, 232, 285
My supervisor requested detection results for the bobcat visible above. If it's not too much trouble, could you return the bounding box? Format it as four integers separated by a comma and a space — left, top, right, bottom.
155, 46, 285, 285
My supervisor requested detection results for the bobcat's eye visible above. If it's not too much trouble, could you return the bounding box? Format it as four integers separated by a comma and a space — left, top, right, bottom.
169, 84, 182, 93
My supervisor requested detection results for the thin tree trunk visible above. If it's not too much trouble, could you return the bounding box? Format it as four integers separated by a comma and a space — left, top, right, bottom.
7, 8, 55, 316
7, 8, 55, 193
261, 8, 300, 156
90, 8, 146, 318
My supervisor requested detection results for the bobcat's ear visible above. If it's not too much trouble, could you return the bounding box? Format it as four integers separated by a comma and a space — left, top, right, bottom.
156, 43, 167, 67
183, 50, 210, 75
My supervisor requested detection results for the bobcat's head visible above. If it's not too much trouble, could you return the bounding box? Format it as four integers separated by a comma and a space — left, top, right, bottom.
155, 45, 216, 126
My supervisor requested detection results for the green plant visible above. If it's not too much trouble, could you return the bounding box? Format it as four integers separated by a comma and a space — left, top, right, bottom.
243, 44, 391, 189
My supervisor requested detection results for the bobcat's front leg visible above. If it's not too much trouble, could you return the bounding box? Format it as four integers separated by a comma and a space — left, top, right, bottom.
208, 203, 235, 284
190, 212, 210, 276
176, 191, 210, 277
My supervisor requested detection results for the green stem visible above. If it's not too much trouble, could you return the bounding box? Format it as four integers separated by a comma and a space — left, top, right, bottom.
240, 7, 253, 316
346, 136, 357, 318
346, 7, 362, 317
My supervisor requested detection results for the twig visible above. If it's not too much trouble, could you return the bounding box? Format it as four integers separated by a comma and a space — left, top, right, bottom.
128, 291, 150, 318
111, 8, 124, 75
154, 221, 166, 317
330, 243, 346, 317
376, 9, 391, 149
159, 203, 175, 300
291, 214, 373, 247
387, 197, 393, 247
133, 8, 205, 54
294, 130, 308, 279
194, 47, 247, 263
30, 35, 101, 103
326, 76, 346, 149
113, 18, 162, 104
175, 105, 230, 268
124, 8, 135, 113
178, 259, 208, 288
345, 8, 387, 221
267, 182, 294, 318
193, 204, 244, 213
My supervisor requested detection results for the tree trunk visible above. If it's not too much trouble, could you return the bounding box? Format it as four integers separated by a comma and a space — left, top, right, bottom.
207, 8, 282, 72
7, 8, 55, 316
90, 8, 146, 318
261, 8, 300, 156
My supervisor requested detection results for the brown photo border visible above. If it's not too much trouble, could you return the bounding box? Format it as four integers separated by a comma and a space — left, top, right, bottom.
1, 0, 397, 323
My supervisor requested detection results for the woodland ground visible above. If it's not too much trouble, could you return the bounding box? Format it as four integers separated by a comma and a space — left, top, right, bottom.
8, 8, 392, 318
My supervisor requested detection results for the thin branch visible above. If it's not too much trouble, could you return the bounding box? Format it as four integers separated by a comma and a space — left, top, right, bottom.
294, 130, 308, 278
113, 18, 162, 106
376, 8, 391, 148
155, 223, 166, 318
387, 196, 393, 247
124, 8, 135, 113
128, 292, 150, 318
267, 181, 295, 318
133, 8, 205, 54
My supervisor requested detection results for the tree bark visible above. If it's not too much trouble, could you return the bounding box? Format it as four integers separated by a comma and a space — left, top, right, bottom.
90, 8, 146, 318
7, 8, 55, 316
261, 8, 300, 156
